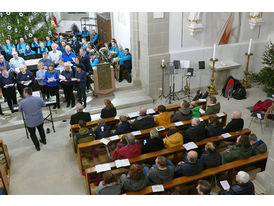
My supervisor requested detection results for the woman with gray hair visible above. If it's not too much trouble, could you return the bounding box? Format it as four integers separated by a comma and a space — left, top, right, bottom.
141, 129, 164, 154
61, 62, 75, 108
112, 133, 141, 160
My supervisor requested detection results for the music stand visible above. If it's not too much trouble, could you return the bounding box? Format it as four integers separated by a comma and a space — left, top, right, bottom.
165, 62, 179, 104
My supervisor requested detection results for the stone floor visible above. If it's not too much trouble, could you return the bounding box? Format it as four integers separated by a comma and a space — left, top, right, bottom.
0, 84, 273, 194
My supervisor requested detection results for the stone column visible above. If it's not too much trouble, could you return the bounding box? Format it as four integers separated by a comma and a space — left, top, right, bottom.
264, 128, 274, 194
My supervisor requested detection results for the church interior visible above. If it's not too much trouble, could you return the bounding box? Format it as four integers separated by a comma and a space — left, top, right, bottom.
0, 7, 273, 200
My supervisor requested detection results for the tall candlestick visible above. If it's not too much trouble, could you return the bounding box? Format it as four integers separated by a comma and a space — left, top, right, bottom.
213, 44, 216, 60
248, 38, 252, 54
162, 59, 165, 66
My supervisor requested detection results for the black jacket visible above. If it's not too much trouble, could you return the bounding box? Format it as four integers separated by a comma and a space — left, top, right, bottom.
70, 111, 91, 125
132, 115, 156, 131
206, 124, 223, 138
174, 160, 204, 178
200, 152, 222, 169
114, 121, 132, 135
251, 140, 267, 155
100, 108, 117, 119
223, 118, 244, 133
141, 137, 164, 154
218, 181, 255, 195
171, 108, 192, 123
78, 54, 91, 73
95, 125, 110, 139
184, 125, 206, 143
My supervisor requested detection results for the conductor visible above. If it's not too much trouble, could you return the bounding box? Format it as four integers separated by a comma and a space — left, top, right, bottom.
19, 87, 47, 151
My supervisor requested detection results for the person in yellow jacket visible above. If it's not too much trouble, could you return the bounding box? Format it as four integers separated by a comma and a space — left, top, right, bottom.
154, 105, 171, 127
163, 127, 184, 148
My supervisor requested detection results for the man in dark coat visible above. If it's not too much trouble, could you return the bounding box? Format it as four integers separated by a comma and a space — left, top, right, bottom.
174, 150, 204, 177
249, 133, 267, 155
141, 129, 164, 154
70, 103, 91, 125
184, 118, 206, 143
218, 171, 255, 195
132, 106, 156, 131
223, 111, 244, 133
114, 115, 132, 135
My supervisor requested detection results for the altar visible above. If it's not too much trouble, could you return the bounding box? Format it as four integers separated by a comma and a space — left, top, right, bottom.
93, 63, 116, 96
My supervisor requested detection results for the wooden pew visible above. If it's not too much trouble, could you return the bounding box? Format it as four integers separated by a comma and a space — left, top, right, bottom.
77, 112, 227, 173
0, 165, 9, 195
125, 152, 268, 195
71, 100, 207, 137
84, 128, 250, 195
0, 140, 11, 171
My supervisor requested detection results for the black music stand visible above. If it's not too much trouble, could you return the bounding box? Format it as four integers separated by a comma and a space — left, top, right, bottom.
165, 62, 179, 104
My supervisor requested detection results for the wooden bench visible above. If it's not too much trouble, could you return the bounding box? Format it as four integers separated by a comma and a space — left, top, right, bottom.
0, 139, 10, 195
0, 140, 11, 172
76, 113, 227, 174
71, 100, 207, 138
0, 165, 9, 195
84, 128, 250, 195
125, 152, 268, 195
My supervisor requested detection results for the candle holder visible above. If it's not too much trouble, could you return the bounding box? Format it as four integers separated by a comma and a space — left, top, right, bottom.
159, 63, 167, 99
208, 58, 218, 95
242, 53, 253, 88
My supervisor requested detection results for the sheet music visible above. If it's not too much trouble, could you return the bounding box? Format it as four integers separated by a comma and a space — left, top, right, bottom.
183, 142, 198, 151
23, 80, 32, 86
152, 185, 165, 192
220, 180, 230, 190
257, 113, 262, 119
199, 108, 205, 115
199, 118, 204, 122
156, 126, 165, 131
115, 116, 120, 120
95, 163, 111, 173
109, 135, 120, 141
221, 133, 232, 139
128, 111, 139, 118
100, 138, 110, 145
115, 159, 130, 168
174, 121, 184, 126
48, 77, 55, 82
32, 91, 40, 97
6, 83, 14, 87
180, 60, 190, 69
131, 131, 141, 136
147, 108, 156, 114
216, 113, 225, 117
59, 74, 66, 81
198, 99, 207, 102
71, 78, 77, 81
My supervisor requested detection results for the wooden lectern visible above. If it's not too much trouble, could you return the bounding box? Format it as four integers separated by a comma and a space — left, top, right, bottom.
93, 63, 116, 96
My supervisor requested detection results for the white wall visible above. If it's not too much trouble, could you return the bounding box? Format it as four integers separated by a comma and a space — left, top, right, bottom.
111, 12, 131, 50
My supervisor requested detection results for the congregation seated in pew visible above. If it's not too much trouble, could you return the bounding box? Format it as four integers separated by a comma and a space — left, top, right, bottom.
205, 116, 223, 138
218, 171, 255, 195
183, 118, 206, 143
163, 127, 183, 148
223, 111, 244, 133
196, 180, 212, 195
141, 129, 164, 154
221, 134, 252, 164
200, 142, 222, 169
190, 102, 201, 118
95, 119, 110, 139
204, 95, 220, 116
114, 115, 132, 135
96, 171, 121, 195
132, 106, 156, 131
154, 105, 171, 127
70, 103, 91, 125
249, 133, 267, 155
100, 99, 117, 119
74, 120, 94, 146
112, 134, 141, 160
171, 100, 192, 122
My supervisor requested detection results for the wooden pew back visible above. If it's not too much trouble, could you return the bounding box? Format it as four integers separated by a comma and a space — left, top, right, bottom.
0, 140, 10, 170
0, 164, 9, 195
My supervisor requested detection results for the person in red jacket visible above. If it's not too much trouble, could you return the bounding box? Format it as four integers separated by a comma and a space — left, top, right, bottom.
112, 134, 141, 160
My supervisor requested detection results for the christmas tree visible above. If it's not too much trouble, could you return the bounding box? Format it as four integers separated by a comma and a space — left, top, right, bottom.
0, 12, 57, 45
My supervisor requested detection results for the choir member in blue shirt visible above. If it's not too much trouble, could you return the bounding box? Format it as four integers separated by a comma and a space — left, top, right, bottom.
90, 29, 99, 45
0, 67, 17, 112
38, 52, 54, 69
114, 48, 132, 73
61, 62, 75, 108
71, 36, 81, 55
62, 45, 76, 64
73, 30, 82, 40
81, 38, 88, 50
81, 27, 90, 41
24, 45, 36, 56
56, 35, 64, 47
0, 55, 11, 71
9, 52, 26, 73
17, 64, 35, 98
4, 40, 15, 56
75, 64, 87, 108
36, 62, 49, 100
117, 45, 125, 59
56, 58, 65, 74
17, 38, 29, 55
57, 41, 66, 54
44, 36, 54, 51
37, 42, 49, 54
31, 37, 40, 52
44, 63, 60, 109
89, 52, 99, 68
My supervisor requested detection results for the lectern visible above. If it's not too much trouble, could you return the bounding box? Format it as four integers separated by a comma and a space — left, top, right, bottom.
93, 63, 116, 96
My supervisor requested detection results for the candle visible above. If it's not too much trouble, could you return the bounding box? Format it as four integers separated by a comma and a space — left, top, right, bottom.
162, 59, 165, 66
213, 44, 216, 60
248, 38, 252, 54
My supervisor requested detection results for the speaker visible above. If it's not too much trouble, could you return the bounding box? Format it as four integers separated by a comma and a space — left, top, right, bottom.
173, 60, 181, 69
199, 61, 205, 69
186, 68, 194, 76
167, 63, 175, 75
